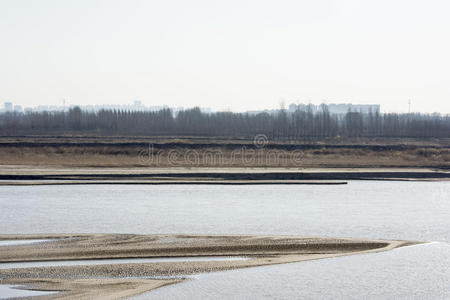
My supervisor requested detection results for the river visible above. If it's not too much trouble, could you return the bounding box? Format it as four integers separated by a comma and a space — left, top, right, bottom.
1, 181, 449, 299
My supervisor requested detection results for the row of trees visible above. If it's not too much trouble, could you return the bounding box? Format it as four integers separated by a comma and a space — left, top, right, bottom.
1, 105, 449, 139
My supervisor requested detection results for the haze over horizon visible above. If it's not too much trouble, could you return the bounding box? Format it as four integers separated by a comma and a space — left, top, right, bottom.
1, 0, 449, 113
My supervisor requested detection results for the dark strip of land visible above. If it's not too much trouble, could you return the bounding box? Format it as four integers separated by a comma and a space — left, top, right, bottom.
0, 169, 449, 182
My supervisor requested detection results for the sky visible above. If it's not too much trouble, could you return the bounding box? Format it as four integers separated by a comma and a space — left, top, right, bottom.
1, 0, 449, 113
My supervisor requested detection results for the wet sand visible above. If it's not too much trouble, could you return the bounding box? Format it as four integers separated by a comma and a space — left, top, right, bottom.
0, 234, 419, 299
0, 166, 449, 185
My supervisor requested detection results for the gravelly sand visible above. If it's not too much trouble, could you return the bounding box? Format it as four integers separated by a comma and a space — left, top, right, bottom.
0, 234, 419, 299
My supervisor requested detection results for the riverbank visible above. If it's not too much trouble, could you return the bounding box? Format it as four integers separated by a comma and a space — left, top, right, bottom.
0, 165, 449, 185
1, 136, 449, 169
0, 234, 418, 299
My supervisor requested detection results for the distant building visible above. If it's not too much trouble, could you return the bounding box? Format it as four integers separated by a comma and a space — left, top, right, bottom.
287, 103, 380, 114
327, 103, 380, 114
0, 101, 184, 114
246, 103, 380, 116
4, 102, 13, 112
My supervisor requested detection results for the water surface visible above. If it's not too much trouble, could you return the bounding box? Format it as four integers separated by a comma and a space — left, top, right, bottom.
0, 181, 449, 242
0, 239, 54, 247
1, 181, 449, 299
133, 242, 449, 300
0, 285, 58, 299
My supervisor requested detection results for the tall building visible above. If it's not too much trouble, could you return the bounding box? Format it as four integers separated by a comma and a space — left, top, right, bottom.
4, 102, 13, 112
288, 103, 380, 114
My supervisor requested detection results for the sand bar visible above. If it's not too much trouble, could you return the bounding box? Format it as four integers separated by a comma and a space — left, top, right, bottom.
0, 234, 419, 299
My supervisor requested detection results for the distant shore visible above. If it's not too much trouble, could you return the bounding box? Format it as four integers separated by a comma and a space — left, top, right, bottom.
0, 165, 449, 185
0, 136, 449, 169
1, 136, 449, 185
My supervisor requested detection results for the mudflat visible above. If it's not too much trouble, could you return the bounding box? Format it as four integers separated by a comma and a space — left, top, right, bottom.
0, 234, 419, 299
0, 165, 449, 185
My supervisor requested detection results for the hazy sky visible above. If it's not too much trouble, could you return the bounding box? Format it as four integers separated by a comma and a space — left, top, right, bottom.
1, 0, 449, 113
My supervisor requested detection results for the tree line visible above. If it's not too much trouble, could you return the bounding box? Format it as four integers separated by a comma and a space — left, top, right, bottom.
1, 105, 449, 139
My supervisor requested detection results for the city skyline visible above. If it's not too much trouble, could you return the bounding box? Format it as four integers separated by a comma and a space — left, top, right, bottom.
2, 100, 382, 115
1, 0, 450, 113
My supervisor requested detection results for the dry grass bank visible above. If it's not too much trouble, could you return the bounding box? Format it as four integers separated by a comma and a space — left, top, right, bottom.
0, 136, 449, 168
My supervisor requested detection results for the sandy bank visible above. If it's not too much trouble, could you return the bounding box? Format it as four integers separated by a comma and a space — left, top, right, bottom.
0, 234, 419, 299
0, 166, 449, 185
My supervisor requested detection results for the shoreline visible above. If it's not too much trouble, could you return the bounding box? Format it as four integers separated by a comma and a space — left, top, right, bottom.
0, 234, 419, 299
0, 166, 449, 185
0, 180, 349, 186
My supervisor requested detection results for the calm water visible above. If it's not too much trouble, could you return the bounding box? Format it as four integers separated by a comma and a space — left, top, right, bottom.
1, 181, 449, 241
0, 239, 54, 247
0, 285, 58, 299
1, 181, 449, 299
134, 242, 450, 300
